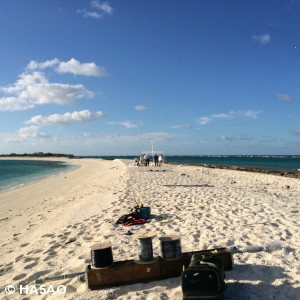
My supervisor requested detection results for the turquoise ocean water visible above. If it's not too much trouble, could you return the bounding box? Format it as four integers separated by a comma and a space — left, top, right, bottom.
0, 160, 74, 191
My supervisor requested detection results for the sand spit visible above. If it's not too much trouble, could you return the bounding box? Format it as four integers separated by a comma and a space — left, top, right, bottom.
0, 159, 299, 299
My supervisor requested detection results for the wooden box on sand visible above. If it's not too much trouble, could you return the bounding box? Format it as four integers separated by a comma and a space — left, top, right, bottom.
86, 248, 233, 290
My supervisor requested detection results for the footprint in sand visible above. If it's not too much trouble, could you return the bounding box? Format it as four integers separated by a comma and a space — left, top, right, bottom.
4, 265, 13, 272
24, 257, 37, 263
41, 233, 55, 238
32, 249, 43, 254
13, 273, 27, 280
43, 249, 57, 256
49, 243, 61, 250
43, 256, 52, 262
15, 255, 24, 262
24, 261, 39, 269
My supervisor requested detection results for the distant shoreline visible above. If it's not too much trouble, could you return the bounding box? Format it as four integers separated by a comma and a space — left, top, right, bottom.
0, 153, 77, 159
165, 161, 300, 179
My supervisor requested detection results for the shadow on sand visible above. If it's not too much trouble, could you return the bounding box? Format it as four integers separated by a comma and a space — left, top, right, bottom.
98, 263, 300, 300
225, 263, 299, 300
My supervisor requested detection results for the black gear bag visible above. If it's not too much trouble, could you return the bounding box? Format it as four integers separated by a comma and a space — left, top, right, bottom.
181, 253, 226, 299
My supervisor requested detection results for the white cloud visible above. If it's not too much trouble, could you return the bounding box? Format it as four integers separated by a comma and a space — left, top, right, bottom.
27, 58, 107, 77
57, 58, 107, 77
199, 110, 261, 125
0, 71, 94, 111
220, 134, 252, 141
243, 110, 261, 119
212, 113, 232, 120
252, 34, 271, 45
4, 126, 50, 144
119, 120, 138, 129
91, 1, 113, 15
170, 124, 193, 129
134, 105, 147, 111
0, 97, 34, 111
199, 117, 211, 125
82, 11, 102, 18
26, 58, 60, 71
18, 126, 49, 139
276, 93, 294, 102
78, 1, 113, 19
26, 110, 105, 126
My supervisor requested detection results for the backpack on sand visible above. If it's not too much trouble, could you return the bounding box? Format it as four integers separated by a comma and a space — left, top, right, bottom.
181, 253, 226, 300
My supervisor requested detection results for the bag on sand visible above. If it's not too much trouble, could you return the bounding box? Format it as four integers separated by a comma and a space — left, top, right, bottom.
181, 253, 226, 300
115, 212, 147, 226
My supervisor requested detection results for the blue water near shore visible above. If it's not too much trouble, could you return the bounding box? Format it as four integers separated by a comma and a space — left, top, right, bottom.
0, 160, 73, 191
92, 155, 300, 173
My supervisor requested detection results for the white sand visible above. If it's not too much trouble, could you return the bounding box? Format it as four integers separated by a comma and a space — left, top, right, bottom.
0, 158, 299, 299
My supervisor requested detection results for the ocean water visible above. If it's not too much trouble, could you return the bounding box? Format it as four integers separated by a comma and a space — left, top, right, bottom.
0, 160, 73, 191
164, 155, 300, 173
92, 155, 300, 173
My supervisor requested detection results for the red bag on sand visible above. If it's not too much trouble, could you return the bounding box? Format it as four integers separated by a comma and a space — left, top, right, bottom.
123, 218, 147, 226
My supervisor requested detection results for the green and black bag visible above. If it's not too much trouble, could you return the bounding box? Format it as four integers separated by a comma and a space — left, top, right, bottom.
181, 253, 226, 300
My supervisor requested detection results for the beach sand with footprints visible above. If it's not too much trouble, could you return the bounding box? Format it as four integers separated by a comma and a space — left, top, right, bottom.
0, 158, 300, 299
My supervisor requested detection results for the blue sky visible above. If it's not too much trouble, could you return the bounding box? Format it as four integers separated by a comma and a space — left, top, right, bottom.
0, 0, 299, 155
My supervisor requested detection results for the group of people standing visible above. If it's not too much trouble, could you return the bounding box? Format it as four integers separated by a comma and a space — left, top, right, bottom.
134, 153, 164, 166
153, 153, 163, 166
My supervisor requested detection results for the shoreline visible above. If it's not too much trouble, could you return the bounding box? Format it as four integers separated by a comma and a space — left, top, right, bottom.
0, 157, 80, 194
1, 158, 300, 299
165, 162, 300, 179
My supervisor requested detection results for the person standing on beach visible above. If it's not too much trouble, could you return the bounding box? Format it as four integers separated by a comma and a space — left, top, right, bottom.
158, 154, 163, 166
154, 154, 159, 166
145, 153, 150, 166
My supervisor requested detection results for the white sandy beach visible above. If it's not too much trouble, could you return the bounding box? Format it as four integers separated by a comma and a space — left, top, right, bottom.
0, 158, 300, 300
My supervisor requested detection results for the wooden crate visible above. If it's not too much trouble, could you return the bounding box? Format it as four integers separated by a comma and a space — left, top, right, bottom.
86, 248, 233, 289
86, 259, 160, 289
